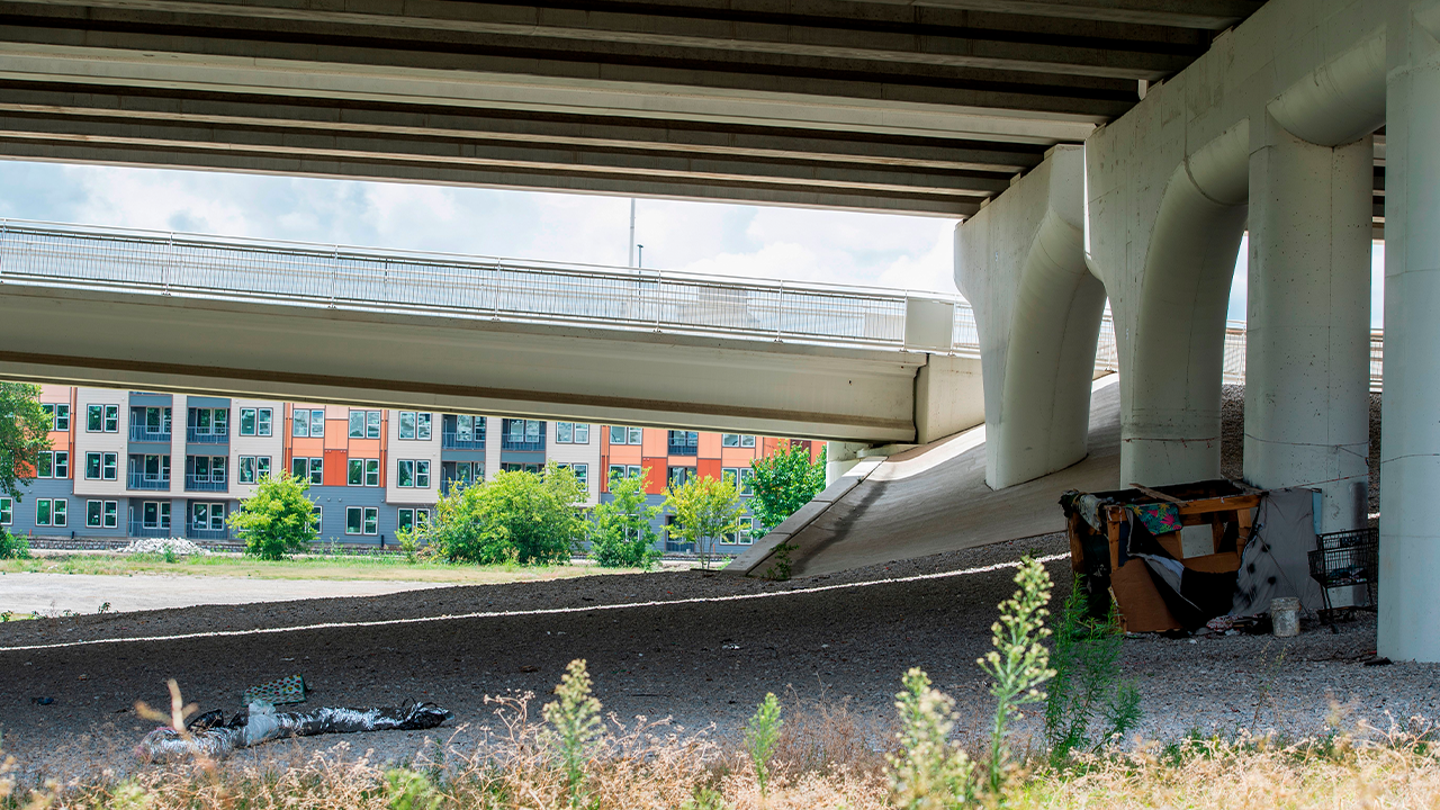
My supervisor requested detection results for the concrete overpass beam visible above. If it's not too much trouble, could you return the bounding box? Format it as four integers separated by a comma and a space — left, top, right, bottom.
1379, 16, 1440, 662
1244, 119, 1372, 532
957, 145, 1105, 488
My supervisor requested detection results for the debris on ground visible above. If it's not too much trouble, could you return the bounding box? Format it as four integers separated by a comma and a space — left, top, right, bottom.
117, 538, 211, 556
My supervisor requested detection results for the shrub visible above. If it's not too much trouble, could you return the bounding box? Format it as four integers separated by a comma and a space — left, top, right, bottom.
744, 693, 783, 797
1044, 575, 1142, 762
427, 464, 586, 565
589, 468, 661, 569
665, 474, 744, 570
748, 441, 826, 538
228, 473, 317, 560
0, 527, 30, 560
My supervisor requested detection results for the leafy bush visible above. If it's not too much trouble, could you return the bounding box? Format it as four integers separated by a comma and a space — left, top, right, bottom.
748, 441, 825, 539
426, 464, 586, 565
664, 474, 744, 570
588, 468, 661, 569
0, 382, 52, 502
228, 473, 317, 560
1044, 575, 1142, 762
0, 527, 30, 560
743, 693, 783, 797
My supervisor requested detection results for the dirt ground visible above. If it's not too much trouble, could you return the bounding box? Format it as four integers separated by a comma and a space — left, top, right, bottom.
4, 387, 1429, 785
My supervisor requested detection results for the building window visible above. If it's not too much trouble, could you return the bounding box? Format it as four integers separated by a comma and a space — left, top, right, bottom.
188, 407, 228, 436
102, 452, 117, 481
0, 496, 11, 525
396, 459, 430, 488
556, 462, 588, 488
398, 508, 430, 534
35, 498, 67, 527
445, 461, 482, 489
141, 501, 172, 530
133, 406, 171, 437
238, 455, 271, 484
722, 434, 757, 448
192, 502, 226, 531
398, 412, 432, 440
501, 462, 542, 473
188, 456, 227, 485
606, 465, 643, 489
667, 466, 694, 489
291, 457, 323, 486
555, 423, 590, 444
310, 505, 323, 532
668, 430, 699, 454
239, 407, 272, 436
348, 458, 380, 487
38, 450, 68, 479
85, 452, 101, 480
349, 409, 382, 439
725, 516, 755, 545
291, 408, 324, 438
87, 404, 119, 433
346, 506, 379, 535
43, 403, 71, 432
135, 453, 171, 483
86, 500, 119, 529
609, 425, 643, 445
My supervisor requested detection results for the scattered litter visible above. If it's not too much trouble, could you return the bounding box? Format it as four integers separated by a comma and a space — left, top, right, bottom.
117, 538, 210, 556
241, 674, 307, 706
33, 697, 54, 705
1363, 655, 1393, 667
520, 665, 540, 673
136, 701, 451, 763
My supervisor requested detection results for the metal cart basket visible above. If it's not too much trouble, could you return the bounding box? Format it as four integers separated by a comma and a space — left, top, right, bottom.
1308, 527, 1379, 615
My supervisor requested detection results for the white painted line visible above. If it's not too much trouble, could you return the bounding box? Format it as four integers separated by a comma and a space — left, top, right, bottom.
0, 553, 1069, 654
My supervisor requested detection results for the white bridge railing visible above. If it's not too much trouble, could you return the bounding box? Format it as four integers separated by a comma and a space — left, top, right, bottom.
0, 219, 1383, 388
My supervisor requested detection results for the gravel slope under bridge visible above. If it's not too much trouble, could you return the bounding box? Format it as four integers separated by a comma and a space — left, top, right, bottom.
2, 536, 1436, 785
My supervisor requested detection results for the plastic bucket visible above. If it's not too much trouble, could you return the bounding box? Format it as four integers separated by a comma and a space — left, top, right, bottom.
1271, 596, 1301, 638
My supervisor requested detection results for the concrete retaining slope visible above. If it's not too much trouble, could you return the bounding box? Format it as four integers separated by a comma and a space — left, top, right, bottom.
729, 376, 1121, 578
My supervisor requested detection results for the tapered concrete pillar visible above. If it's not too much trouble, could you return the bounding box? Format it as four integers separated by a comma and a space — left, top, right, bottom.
1379, 20, 1440, 662
1245, 120, 1371, 532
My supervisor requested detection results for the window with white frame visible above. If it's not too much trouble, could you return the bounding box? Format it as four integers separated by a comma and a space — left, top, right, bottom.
0, 496, 11, 525
38, 450, 68, 479
135, 453, 171, 483
239, 407, 274, 437
35, 498, 66, 527
555, 422, 590, 444
42, 403, 71, 432
291, 457, 323, 485
396, 459, 431, 488
290, 408, 323, 438
310, 505, 323, 532
86, 500, 119, 529
606, 464, 643, 489
398, 508, 430, 534
447, 461, 482, 487
721, 434, 757, 448
349, 409, 383, 439
398, 412, 432, 440
86, 404, 120, 433
140, 501, 171, 530
238, 455, 271, 484
192, 502, 226, 531
453, 414, 484, 442
555, 462, 588, 488
189, 407, 228, 436
345, 506, 379, 535
608, 425, 643, 445
725, 515, 755, 545
348, 458, 380, 486
102, 452, 117, 480
85, 451, 101, 480
667, 466, 694, 489
189, 456, 227, 483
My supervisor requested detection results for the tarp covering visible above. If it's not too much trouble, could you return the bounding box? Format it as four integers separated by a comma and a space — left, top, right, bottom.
1232, 488, 1325, 614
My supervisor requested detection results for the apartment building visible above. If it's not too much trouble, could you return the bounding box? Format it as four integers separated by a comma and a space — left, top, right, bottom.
3, 385, 820, 553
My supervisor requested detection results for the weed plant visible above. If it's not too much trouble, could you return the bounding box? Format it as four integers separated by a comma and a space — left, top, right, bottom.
744, 693, 783, 797
1044, 576, 1141, 763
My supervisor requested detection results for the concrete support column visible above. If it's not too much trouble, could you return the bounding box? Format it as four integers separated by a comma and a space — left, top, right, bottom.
1379, 22, 1440, 661
1245, 121, 1372, 532
825, 441, 866, 485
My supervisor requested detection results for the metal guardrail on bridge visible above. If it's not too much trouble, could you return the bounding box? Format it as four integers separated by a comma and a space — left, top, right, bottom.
0, 219, 1383, 388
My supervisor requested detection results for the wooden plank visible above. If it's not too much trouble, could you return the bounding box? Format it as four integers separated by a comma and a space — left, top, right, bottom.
1128, 483, 1185, 504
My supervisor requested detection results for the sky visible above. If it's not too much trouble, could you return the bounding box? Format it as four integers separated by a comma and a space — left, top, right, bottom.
0, 160, 1386, 326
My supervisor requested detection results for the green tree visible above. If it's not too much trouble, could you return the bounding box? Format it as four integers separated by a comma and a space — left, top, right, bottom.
229, 473, 318, 560
664, 473, 744, 570
0, 383, 52, 502
748, 440, 826, 538
588, 468, 661, 569
427, 463, 586, 565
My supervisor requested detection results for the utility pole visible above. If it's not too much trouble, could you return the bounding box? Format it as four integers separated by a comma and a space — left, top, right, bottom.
637, 244, 645, 269
628, 198, 636, 268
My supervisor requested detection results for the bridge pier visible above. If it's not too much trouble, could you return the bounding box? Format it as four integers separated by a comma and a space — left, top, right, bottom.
1379, 18, 1440, 662
1244, 119, 1372, 533
956, 145, 1105, 489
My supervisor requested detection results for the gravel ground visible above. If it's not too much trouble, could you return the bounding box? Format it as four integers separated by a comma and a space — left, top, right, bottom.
5, 388, 1429, 784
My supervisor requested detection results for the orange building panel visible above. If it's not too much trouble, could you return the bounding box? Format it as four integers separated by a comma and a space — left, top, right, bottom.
641, 428, 668, 457
698, 432, 722, 457
720, 447, 756, 467
291, 437, 325, 457
609, 443, 643, 464
323, 450, 349, 486
642, 460, 668, 494
349, 439, 382, 458
698, 458, 722, 481
324, 421, 349, 451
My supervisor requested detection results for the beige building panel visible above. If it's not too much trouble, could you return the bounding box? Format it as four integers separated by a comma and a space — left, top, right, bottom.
387, 407, 441, 505
73, 387, 128, 497
230, 399, 284, 501
547, 421, 600, 505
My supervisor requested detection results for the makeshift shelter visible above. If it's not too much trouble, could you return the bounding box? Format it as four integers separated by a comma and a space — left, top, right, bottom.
1060, 480, 1321, 633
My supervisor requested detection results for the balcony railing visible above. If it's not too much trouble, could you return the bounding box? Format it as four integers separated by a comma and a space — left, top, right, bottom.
668, 442, 699, 456
186, 428, 229, 444
127, 472, 170, 491
187, 527, 229, 541
129, 425, 172, 442
500, 437, 545, 452
185, 475, 227, 492
127, 521, 174, 538
441, 431, 485, 450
